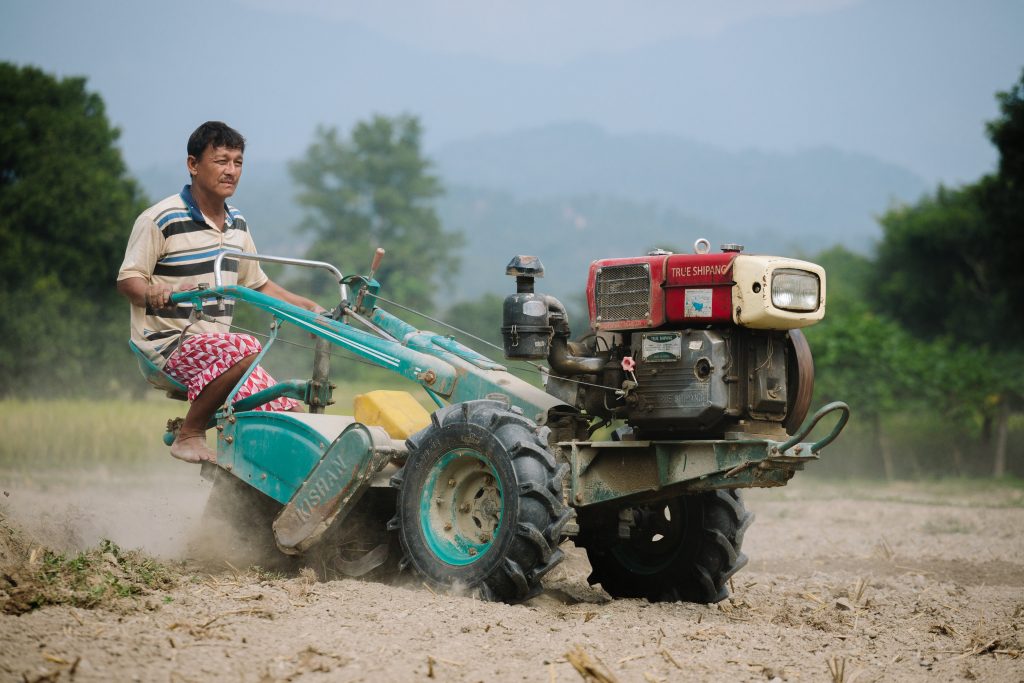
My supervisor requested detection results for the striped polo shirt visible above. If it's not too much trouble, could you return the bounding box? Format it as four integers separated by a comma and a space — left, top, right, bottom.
117, 185, 268, 367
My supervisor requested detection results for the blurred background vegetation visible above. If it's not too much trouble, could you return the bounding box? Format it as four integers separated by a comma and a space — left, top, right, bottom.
1, 61, 1021, 480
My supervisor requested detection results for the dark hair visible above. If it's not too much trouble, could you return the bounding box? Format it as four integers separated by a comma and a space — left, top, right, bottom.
187, 121, 246, 159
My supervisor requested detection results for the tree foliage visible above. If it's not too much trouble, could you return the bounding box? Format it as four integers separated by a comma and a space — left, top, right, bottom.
443, 294, 505, 350
980, 70, 1024, 321
871, 184, 1011, 344
815, 68, 1024, 476
987, 70, 1024, 191
290, 115, 461, 313
0, 63, 148, 394
872, 67, 1024, 349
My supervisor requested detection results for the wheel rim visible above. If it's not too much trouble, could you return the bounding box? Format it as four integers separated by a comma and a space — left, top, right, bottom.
611, 500, 688, 574
419, 448, 504, 566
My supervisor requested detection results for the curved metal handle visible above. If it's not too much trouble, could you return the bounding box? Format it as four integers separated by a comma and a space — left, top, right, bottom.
213, 249, 348, 303
777, 401, 850, 454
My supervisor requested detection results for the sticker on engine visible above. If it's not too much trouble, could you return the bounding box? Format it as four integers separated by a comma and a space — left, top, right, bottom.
642, 333, 682, 362
684, 289, 713, 317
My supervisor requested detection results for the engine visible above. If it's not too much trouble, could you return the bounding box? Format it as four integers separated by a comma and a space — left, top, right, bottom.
500, 241, 824, 440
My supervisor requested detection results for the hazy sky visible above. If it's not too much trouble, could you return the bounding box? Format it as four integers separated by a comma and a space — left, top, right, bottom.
240, 0, 861, 64
2, 0, 1021, 185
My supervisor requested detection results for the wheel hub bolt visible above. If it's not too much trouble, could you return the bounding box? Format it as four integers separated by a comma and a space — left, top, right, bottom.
448, 478, 456, 487
479, 533, 490, 543
436, 497, 444, 506
468, 547, 478, 556
459, 503, 471, 513
443, 522, 452, 531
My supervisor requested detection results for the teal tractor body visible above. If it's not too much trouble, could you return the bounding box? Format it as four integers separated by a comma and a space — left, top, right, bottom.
147, 244, 848, 604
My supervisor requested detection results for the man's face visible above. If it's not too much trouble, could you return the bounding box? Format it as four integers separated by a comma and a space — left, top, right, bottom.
187, 145, 243, 201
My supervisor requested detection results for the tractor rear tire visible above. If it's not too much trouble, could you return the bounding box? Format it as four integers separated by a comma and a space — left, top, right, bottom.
390, 400, 570, 603
578, 490, 753, 603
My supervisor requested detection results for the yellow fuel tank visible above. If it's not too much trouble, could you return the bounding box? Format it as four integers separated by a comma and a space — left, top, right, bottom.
353, 390, 431, 440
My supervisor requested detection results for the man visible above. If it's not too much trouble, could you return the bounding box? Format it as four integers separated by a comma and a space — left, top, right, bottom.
117, 121, 323, 464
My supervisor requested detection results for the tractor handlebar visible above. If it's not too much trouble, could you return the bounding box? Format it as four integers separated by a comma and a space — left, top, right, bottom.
168, 289, 198, 305
212, 249, 349, 303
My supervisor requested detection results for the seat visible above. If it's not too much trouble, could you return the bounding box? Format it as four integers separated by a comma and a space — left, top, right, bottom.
129, 340, 188, 400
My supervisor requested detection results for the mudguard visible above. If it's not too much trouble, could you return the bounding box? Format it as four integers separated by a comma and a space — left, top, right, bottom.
273, 423, 404, 554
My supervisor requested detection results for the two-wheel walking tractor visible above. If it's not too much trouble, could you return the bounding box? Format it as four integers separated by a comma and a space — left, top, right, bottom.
139, 240, 848, 604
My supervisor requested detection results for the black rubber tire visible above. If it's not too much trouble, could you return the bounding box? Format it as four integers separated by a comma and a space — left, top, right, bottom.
577, 490, 753, 603
390, 400, 571, 603
192, 468, 298, 573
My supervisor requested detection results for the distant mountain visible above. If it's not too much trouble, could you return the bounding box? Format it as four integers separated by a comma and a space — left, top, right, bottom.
437, 186, 722, 303
7, 0, 1015, 183
131, 122, 928, 304
433, 122, 928, 253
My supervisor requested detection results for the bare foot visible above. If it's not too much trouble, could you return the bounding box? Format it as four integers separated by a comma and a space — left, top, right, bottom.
170, 434, 217, 463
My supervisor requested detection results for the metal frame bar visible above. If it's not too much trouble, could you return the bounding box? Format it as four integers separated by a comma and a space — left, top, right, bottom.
173, 285, 458, 390
213, 249, 349, 304
222, 316, 282, 415
169, 283, 566, 422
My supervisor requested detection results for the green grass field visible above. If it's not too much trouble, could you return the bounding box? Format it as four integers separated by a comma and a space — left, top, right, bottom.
0, 378, 437, 470
3, 389, 1021, 506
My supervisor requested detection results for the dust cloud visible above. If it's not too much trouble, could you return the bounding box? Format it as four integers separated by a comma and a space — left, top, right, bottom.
0, 462, 210, 559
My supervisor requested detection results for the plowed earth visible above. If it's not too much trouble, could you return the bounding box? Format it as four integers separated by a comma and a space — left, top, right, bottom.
1, 469, 1021, 682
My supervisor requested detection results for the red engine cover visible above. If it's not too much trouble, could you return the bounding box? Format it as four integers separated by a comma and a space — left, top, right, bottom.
587, 253, 737, 330
663, 252, 736, 325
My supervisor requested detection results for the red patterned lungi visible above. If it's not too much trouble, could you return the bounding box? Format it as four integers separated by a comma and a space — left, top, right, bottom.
163, 333, 299, 412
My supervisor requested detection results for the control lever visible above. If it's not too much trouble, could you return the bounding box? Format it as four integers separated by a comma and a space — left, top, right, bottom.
355, 247, 385, 314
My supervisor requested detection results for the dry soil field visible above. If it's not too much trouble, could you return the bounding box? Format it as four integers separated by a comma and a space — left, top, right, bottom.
1, 466, 1022, 683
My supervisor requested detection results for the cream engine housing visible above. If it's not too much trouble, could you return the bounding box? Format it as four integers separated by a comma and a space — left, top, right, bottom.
731, 255, 827, 329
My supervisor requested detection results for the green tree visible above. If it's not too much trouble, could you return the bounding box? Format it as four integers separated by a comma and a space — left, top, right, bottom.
806, 300, 920, 479
443, 294, 505, 352
989, 68, 1024, 183
868, 68, 1024, 475
872, 185, 1011, 345
0, 63, 148, 395
290, 115, 461, 313
979, 68, 1024, 324
807, 245, 1014, 477
872, 68, 1024, 349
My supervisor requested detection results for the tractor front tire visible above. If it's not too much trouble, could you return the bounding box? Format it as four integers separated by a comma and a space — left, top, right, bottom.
390, 400, 570, 603
578, 490, 753, 603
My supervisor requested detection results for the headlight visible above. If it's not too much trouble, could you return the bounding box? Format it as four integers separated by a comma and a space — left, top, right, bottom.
771, 269, 820, 312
